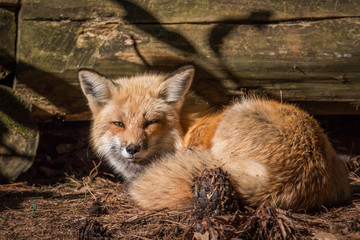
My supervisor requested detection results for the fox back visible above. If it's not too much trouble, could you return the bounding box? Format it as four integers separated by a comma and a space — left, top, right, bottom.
78, 66, 206, 180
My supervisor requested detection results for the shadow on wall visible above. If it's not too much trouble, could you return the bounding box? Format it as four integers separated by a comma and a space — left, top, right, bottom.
113, 0, 274, 104
0, 1, 273, 183
0, 47, 87, 115
0, 0, 275, 125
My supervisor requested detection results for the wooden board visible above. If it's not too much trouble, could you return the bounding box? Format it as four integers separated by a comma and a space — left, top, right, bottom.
20, 0, 360, 22
0, 0, 18, 7
0, 7, 15, 87
16, 0, 360, 120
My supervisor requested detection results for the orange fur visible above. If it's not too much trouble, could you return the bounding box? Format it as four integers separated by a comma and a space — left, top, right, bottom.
183, 111, 225, 149
79, 66, 351, 211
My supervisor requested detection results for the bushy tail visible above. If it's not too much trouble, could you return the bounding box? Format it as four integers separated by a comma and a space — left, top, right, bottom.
128, 150, 220, 210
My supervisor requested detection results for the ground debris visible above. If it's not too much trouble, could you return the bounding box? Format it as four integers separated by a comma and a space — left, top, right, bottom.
194, 217, 219, 240
88, 200, 108, 216
79, 219, 112, 240
234, 205, 309, 240
1, 121, 360, 239
1, 174, 359, 239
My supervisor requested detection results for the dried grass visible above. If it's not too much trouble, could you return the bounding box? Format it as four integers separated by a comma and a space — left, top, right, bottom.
1, 158, 359, 240
1, 121, 360, 239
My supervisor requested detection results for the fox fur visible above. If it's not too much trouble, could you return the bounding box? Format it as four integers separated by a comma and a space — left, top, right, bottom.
79, 65, 351, 211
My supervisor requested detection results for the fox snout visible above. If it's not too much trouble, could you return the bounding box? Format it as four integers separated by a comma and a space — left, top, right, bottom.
126, 144, 140, 155
122, 141, 149, 159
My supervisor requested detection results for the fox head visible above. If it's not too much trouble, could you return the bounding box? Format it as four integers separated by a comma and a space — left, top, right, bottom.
78, 65, 195, 180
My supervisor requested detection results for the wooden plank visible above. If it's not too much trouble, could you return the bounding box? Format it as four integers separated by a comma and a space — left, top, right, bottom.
21, 0, 360, 22
0, 0, 18, 7
0, 7, 15, 87
16, 1, 360, 119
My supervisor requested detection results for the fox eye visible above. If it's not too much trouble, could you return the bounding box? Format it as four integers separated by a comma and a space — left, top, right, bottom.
145, 119, 159, 128
112, 121, 125, 128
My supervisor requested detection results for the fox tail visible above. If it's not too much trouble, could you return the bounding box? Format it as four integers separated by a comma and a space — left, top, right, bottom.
128, 150, 219, 210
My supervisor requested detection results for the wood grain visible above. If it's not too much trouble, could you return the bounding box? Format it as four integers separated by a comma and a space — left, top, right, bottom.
15, 0, 360, 119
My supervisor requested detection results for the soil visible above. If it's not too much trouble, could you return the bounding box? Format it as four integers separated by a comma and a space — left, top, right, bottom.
1, 116, 360, 240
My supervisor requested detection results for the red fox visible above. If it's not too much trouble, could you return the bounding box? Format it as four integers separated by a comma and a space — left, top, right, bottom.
78, 65, 351, 211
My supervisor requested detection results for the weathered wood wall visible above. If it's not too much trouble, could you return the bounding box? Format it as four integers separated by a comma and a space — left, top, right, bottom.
0, 1, 16, 88
4, 0, 360, 120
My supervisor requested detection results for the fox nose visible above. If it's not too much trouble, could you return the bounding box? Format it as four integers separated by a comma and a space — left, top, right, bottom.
126, 144, 140, 155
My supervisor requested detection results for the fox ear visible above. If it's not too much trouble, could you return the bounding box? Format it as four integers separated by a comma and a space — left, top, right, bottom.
158, 65, 194, 104
78, 69, 113, 113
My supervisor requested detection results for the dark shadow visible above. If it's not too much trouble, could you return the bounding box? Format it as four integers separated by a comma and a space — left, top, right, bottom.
207, 11, 273, 85
0, 4, 274, 122
0, 48, 88, 117
115, 0, 197, 54
0, 62, 15, 88
109, 0, 276, 100
0, 48, 88, 183
315, 115, 360, 155
130, 35, 151, 69
209, 11, 273, 56
0, 190, 52, 212
351, 184, 360, 200
17, 121, 118, 185
0, 37, 16, 88
0, 190, 85, 212
0, 84, 36, 129
0, 71, 15, 88
109, 1, 276, 104
209, 24, 238, 57
17, 61, 88, 114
